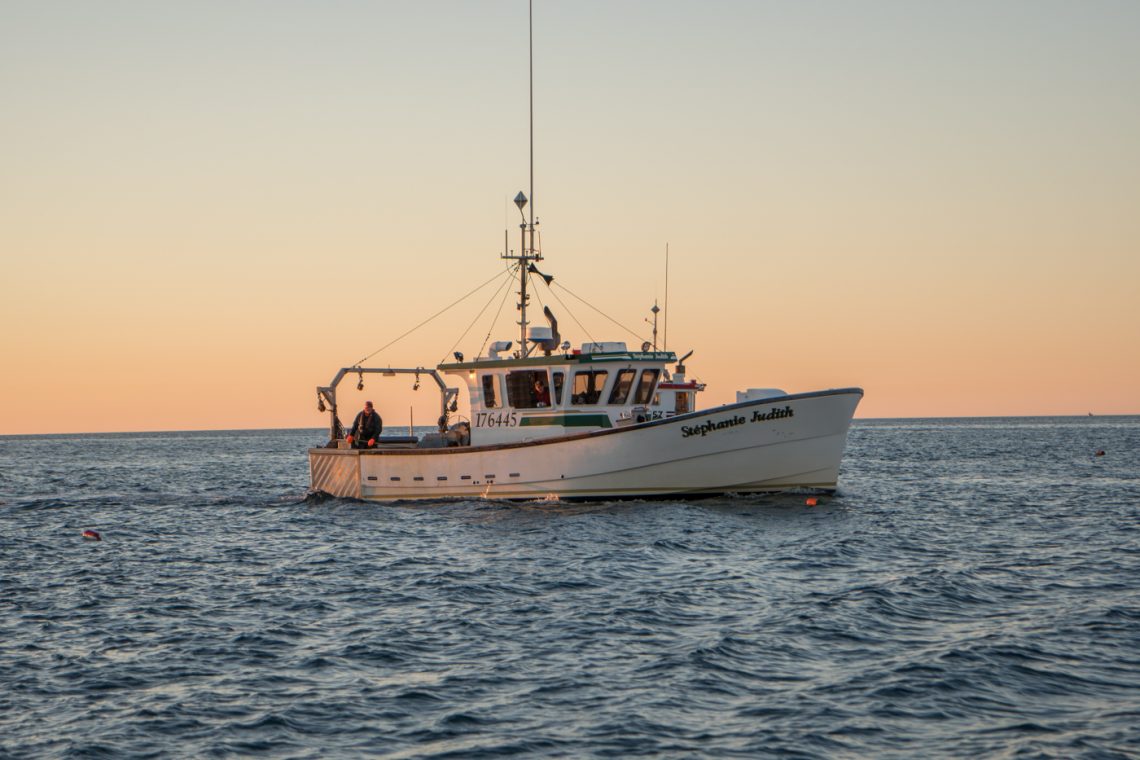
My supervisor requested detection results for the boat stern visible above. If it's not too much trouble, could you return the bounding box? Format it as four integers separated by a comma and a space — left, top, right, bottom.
309, 448, 361, 499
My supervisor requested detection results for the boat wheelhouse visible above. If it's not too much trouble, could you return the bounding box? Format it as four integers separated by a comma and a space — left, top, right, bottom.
443, 342, 676, 445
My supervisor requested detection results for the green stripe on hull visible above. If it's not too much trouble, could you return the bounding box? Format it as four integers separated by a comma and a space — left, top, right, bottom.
520, 414, 613, 428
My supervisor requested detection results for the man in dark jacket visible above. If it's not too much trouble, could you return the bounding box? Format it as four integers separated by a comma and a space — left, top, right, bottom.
347, 401, 383, 448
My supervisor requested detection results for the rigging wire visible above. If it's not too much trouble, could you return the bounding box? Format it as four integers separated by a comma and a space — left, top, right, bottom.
543, 280, 596, 346
352, 269, 507, 367
527, 271, 559, 354
551, 281, 648, 344
530, 270, 546, 314
438, 267, 518, 367
477, 264, 522, 358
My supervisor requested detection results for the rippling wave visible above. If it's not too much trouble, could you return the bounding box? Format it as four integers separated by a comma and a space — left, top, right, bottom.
1, 419, 1138, 757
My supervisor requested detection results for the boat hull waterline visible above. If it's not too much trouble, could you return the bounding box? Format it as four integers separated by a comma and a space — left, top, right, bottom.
308, 388, 862, 502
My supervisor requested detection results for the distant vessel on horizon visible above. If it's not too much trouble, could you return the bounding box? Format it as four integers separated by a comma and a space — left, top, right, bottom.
306, 2, 862, 502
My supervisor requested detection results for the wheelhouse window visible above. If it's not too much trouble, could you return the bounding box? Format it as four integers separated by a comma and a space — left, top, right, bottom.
633, 369, 660, 404
571, 370, 609, 405
608, 369, 636, 405
506, 370, 551, 409
552, 371, 565, 405
481, 375, 499, 409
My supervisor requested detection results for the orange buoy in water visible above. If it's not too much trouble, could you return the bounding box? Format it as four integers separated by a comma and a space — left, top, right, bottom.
82, 529, 101, 541
1095, 449, 1106, 457
805, 497, 818, 507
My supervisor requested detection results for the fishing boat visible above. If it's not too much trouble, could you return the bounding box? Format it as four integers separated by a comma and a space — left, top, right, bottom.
307, 4, 862, 502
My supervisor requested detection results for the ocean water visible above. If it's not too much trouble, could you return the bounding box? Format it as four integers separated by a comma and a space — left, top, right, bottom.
1, 417, 1138, 758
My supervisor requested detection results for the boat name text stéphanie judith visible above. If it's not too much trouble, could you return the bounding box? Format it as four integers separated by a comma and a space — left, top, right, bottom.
681, 406, 795, 438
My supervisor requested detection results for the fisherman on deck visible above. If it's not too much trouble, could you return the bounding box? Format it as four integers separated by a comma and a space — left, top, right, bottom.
347, 401, 383, 449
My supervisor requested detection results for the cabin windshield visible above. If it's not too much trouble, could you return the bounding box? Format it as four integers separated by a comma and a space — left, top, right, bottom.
608, 369, 636, 405
634, 369, 660, 404
571, 370, 609, 405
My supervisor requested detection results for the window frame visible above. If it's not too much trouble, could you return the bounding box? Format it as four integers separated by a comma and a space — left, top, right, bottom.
552, 371, 565, 405
608, 369, 637, 405
675, 390, 690, 414
633, 369, 660, 405
481, 374, 500, 409
571, 369, 610, 405
506, 369, 551, 409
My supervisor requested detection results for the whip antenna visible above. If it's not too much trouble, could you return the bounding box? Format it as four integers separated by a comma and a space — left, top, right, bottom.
664, 243, 669, 351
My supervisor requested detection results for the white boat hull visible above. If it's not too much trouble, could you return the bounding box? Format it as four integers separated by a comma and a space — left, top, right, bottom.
309, 388, 862, 501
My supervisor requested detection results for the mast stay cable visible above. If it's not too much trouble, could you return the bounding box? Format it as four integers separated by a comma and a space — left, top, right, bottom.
352, 269, 508, 367
476, 264, 523, 360
551, 281, 649, 345
439, 265, 519, 367
537, 276, 596, 347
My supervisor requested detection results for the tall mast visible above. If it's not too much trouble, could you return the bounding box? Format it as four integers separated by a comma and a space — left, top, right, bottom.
529, 0, 534, 241
506, 0, 539, 358
663, 243, 669, 351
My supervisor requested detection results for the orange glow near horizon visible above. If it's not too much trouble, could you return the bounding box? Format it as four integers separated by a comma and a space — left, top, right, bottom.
2, 3, 1138, 435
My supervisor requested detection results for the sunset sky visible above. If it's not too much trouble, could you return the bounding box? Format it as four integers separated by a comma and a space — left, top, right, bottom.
2, 1, 1138, 435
